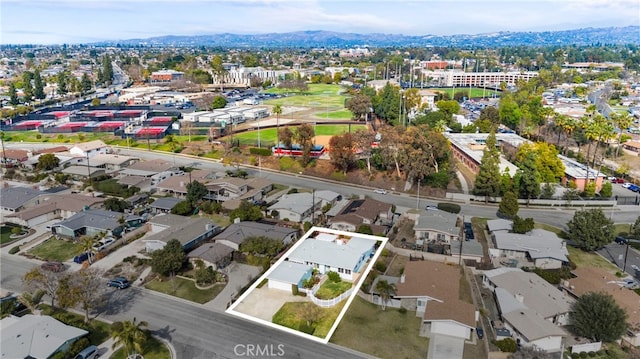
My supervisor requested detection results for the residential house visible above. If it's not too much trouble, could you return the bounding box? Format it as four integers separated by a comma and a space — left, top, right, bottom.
61, 165, 106, 180
203, 177, 250, 202
118, 159, 176, 178
69, 140, 109, 158
221, 177, 274, 210
0, 149, 31, 166
417, 89, 438, 110
483, 268, 573, 353
394, 261, 477, 342
155, 169, 215, 197
144, 214, 221, 252
486, 219, 513, 233
0, 186, 42, 214
268, 192, 321, 223
53, 209, 143, 239
563, 267, 640, 346
412, 209, 460, 244
5, 193, 104, 227
488, 223, 569, 269
287, 231, 376, 281
150, 197, 182, 214
187, 243, 234, 270
328, 198, 392, 234
213, 221, 299, 251
78, 154, 137, 173
622, 141, 640, 156
0, 315, 88, 359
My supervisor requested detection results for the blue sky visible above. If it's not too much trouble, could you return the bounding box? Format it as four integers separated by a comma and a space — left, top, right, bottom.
1, 0, 638, 44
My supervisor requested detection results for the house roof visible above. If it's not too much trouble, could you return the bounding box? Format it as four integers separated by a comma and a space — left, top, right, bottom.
70, 140, 107, 152
623, 141, 640, 150
213, 221, 298, 245
156, 170, 213, 193
0, 314, 88, 359
34, 146, 69, 155
314, 190, 341, 203
337, 198, 391, 222
487, 219, 513, 232
502, 308, 567, 341
6, 202, 57, 221
493, 229, 568, 262
41, 193, 105, 213
0, 149, 30, 160
413, 209, 460, 235
187, 242, 234, 265
125, 158, 174, 173
117, 175, 151, 186
567, 267, 640, 332
0, 186, 41, 210
268, 192, 319, 215
449, 240, 484, 257
151, 197, 182, 210
558, 154, 605, 179
55, 209, 138, 232
267, 261, 313, 285
484, 268, 573, 319
288, 235, 374, 270
145, 216, 219, 246
61, 165, 105, 177
395, 261, 476, 328
80, 154, 135, 166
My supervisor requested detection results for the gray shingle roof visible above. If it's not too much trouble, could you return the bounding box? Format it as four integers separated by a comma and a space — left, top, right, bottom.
55, 209, 139, 231
213, 221, 298, 245
151, 197, 182, 210
187, 243, 234, 264
267, 261, 313, 285
288, 235, 374, 270
413, 209, 459, 235
145, 217, 219, 246
0, 187, 41, 210
493, 229, 568, 262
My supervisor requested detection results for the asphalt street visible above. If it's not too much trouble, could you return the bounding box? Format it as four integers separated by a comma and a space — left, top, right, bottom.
597, 242, 640, 279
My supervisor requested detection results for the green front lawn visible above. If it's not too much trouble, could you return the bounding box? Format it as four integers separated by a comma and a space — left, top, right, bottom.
331, 296, 429, 359
0, 224, 21, 245
28, 237, 83, 262
272, 301, 345, 338
314, 280, 352, 300
145, 277, 225, 304
109, 334, 171, 359
566, 246, 619, 273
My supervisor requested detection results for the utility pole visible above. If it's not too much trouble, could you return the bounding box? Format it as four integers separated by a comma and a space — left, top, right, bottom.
459, 214, 465, 266
86, 152, 92, 188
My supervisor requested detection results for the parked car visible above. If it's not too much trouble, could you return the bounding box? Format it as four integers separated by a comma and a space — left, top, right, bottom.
476, 327, 484, 339
107, 277, 130, 289
93, 237, 115, 252
612, 178, 625, 184
629, 184, 640, 192
425, 205, 438, 210
74, 345, 99, 359
41, 261, 65, 272
73, 252, 92, 264
622, 183, 632, 188
373, 189, 387, 195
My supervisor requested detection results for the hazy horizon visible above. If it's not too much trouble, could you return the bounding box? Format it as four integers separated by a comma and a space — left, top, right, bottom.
1, 0, 638, 45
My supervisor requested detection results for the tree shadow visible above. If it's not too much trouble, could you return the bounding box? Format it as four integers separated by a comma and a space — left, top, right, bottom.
96, 287, 141, 316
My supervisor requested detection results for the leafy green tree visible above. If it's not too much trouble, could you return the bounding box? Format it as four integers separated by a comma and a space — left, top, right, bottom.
33, 69, 45, 100
194, 261, 217, 285
499, 170, 513, 196
498, 191, 519, 219
8, 82, 19, 105
329, 133, 356, 174
356, 224, 373, 235
171, 200, 193, 216
375, 279, 396, 310
150, 239, 185, 276
186, 180, 207, 206
80, 73, 92, 94
345, 94, 373, 121
79, 236, 96, 264
229, 200, 262, 222
511, 216, 534, 234
111, 317, 149, 358
71, 268, 105, 323
36, 153, 60, 171
211, 95, 227, 109
22, 72, 34, 101
435, 100, 460, 123
104, 198, 130, 212
515, 142, 564, 183
23, 267, 65, 309
567, 209, 614, 250
17, 290, 44, 314
240, 236, 284, 257
599, 181, 612, 198
295, 123, 315, 165
517, 152, 541, 205
570, 292, 627, 342
57, 72, 68, 95
583, 182, 596, 198
473, 131, 501, 203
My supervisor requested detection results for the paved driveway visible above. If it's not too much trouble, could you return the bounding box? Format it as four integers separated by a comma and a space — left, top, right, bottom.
232, 285, 308, 322
203, 262, 261, 311
427, 334, 465, 359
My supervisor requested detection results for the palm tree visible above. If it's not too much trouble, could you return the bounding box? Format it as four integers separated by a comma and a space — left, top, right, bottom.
611, 113, 633, 157
79, 236, 96, 264
375, 279, 396, 310
111, 317, 149, 359
273, 104, 283, 155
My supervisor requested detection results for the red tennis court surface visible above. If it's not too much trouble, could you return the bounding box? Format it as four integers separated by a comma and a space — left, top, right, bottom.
98, 121, 125, 129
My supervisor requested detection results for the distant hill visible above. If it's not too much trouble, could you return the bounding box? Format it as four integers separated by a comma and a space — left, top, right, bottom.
102, 26, 640, 47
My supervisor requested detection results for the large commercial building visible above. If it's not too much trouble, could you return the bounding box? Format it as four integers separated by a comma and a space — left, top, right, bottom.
426, 70, 538, 87
150, 70, 184, 83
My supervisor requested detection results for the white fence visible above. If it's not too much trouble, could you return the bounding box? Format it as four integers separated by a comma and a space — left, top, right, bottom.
308, 288, 354, 308
571, 342, 602, 354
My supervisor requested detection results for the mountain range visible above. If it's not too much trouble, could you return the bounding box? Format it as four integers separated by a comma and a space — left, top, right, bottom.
103, 26, 640, 48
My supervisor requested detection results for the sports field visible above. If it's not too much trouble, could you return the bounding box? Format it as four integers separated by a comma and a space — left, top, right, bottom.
231, 124, 367, 146
263, 84, 348, 108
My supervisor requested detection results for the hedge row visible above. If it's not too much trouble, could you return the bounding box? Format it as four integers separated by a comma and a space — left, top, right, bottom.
249, 147, 272, 156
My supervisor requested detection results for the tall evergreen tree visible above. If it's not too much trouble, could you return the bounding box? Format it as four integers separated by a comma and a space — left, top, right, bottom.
102, 54, 113, 85
80, 73, 92, 94
8, 82, 19, 105
473, 131, 501, 203
22, 72, 33, 101
33, 69, 45, 99
57, 72, 68, 95
518, 151, 541, 205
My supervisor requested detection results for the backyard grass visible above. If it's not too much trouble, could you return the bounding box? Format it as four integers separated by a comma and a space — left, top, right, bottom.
28, 237, 83, 262
566, 246, 619, 273
109, 334, 171, 359
314, 280, 352, 300
272, 301, 345, 338
429, 87, 501, 98
145, 277, 225, 304
331, 296, 429, 359
386, 254, 408, 277
0, 223, 21, 245
459, 270, 473, 304
533, 222, 568, 238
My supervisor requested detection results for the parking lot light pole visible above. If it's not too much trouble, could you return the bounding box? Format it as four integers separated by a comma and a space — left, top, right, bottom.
623, 241, 630, 272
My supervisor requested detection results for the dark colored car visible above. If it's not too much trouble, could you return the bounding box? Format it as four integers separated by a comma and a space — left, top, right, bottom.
476, 327, 484, 339
73, 252, 91, 264
41, 261, 65, 272
107, 277, 130, 289
615, 236, 629, 245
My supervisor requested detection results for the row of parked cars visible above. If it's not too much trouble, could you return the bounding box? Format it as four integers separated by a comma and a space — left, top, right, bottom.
622, 182, 640, 193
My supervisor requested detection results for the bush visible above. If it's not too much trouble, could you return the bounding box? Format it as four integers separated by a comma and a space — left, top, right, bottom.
374, 261, 387, 273
249, 147, 272, 156
588, 351, 597, 357
292, 284, 299, 295
398, 307, 407, 314
493, 338, 517, 352
9, 245, 20, 254
437, 202, 461, 214
327, 271, 341, 283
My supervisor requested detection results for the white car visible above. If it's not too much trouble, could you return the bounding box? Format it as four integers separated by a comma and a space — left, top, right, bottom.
425, 205, 438, 211
622, 183, 632, 188
373, 189, 388, 195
